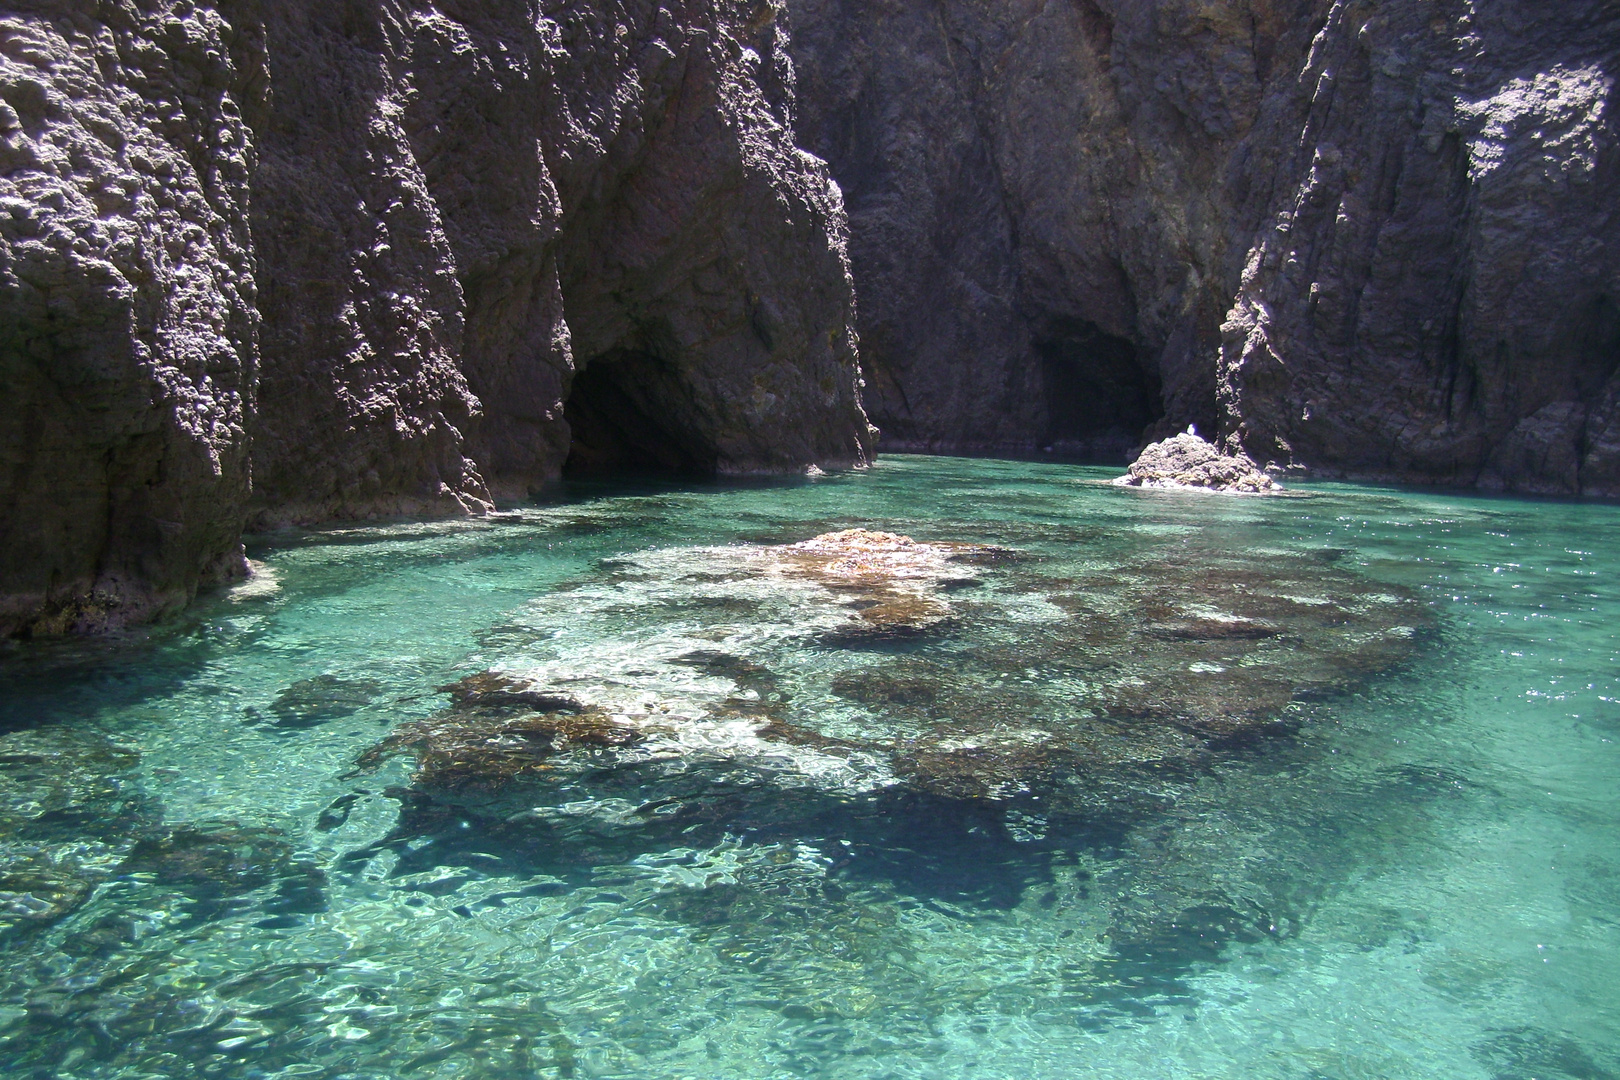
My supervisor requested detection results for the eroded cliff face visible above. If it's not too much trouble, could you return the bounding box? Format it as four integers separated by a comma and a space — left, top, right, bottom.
249, 0, 871, 525
5, 0, 1616, 637
0, 0, 872, 635
787, 0, 1620, 493
1219, 2, 1620, 494
0, 2, 262, 636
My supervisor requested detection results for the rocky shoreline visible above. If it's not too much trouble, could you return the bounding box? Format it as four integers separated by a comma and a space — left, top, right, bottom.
3, 0, 1616, 636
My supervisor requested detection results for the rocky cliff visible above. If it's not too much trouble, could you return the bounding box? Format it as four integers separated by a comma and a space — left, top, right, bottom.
0, 0, 872, 636
249, 0, 871, 524
4, 0, 1617, 638
787, 0, 1620, 493
0, 2, 261, 636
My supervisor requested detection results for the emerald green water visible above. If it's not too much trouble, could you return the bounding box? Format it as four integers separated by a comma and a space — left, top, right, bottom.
1, 455, 1616, 1079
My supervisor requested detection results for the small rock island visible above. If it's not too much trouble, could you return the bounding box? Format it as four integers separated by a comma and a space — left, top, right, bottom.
1116, 430, 1278, 494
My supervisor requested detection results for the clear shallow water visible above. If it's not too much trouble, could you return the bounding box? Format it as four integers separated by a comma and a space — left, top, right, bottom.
0, 455, 1615, 1079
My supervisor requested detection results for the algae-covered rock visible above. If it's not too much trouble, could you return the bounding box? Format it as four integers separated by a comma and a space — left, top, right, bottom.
362, 708, 645, 795
363, 525, 1430, 840
437, 672, 584, 716
765, 529, 1003, 641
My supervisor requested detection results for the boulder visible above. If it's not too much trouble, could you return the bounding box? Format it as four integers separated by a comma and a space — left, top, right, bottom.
1116, 431, 1277, 494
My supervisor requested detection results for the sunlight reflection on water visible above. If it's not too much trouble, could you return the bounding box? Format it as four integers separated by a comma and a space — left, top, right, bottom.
0, 457, 1616, 1079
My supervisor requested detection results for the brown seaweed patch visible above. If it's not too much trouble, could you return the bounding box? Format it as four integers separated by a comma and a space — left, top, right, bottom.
830, 668, 941, 708
362, 709, 644, 792
438, 672, 584, 715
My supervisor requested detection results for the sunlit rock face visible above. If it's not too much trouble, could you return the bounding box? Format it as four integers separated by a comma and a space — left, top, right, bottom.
1115, 432, 1277, 494
0, 4, 261, 636
363, 527, 1430, 846
786, 0, 1620, 494
250, 0, 873, 523
0, 0, 873, 636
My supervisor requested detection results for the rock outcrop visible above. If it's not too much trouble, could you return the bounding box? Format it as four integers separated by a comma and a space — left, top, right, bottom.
786, 0, 1620, 494
5, 0, 1616, 637
1115, 430, 1277, 493
0, 0, 873, 636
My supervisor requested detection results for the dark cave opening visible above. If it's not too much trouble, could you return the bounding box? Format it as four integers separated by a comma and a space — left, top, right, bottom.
562, 351, 719, 477
1036, 318, 1163, 459
1571, 294, 1620, 398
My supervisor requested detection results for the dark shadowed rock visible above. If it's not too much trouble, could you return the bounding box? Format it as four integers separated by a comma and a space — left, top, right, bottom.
787, 0, 1620, 494
1115, 431, 1277, 494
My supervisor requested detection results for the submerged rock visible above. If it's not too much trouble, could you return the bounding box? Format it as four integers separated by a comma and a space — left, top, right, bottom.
361, 708, 645, 794
438, 672, 584, 716
1115, 432, 1278, 494
765, 529, 1002, 640
0, 859, 94, 937
0, 728, 146, 937
0, 728, 142, 829
335, 524, 1440, 994
120, 823, 324, 910
269, 675, 383, 729
362, 526, 1430, 843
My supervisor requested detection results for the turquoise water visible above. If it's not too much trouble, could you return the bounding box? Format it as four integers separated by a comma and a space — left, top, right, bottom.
1, 455, 1616, 1079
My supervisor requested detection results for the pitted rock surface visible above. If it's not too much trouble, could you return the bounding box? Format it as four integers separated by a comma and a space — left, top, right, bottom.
0, 2, 262, 636
1, 0, 873, 635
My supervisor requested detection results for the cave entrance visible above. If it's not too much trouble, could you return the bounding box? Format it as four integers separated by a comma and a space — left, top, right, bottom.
1036, 318, 1162, 459
562, 351, 718, 477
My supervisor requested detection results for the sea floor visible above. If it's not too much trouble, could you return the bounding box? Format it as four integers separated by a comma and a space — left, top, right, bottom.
1, 455, 1616, 1079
